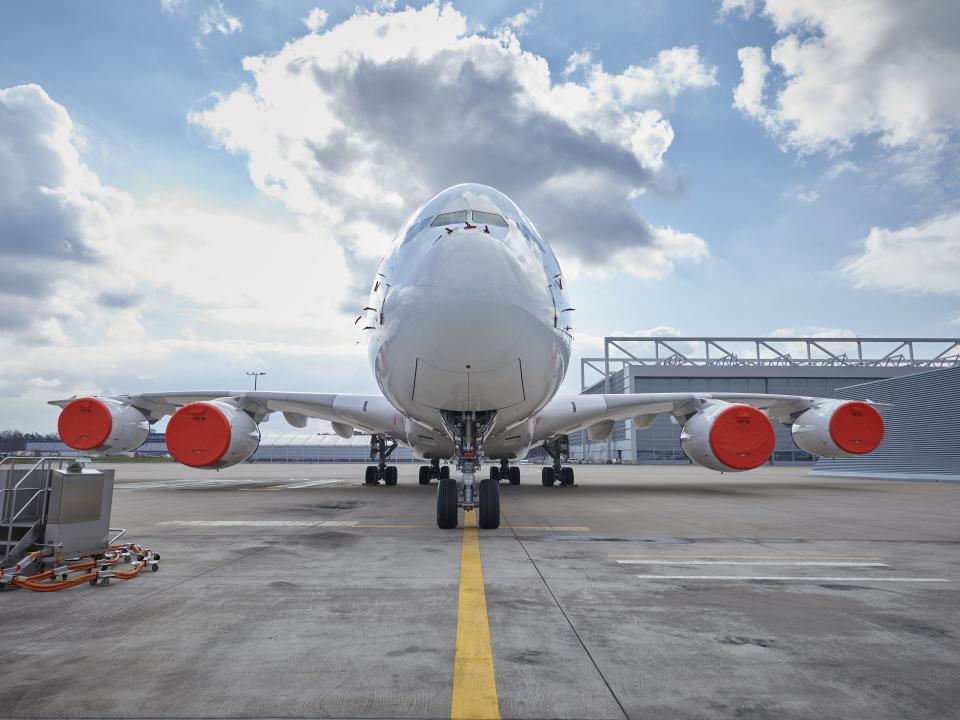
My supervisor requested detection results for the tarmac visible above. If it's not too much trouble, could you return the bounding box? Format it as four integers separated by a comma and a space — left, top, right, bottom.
1, 462, 958, 720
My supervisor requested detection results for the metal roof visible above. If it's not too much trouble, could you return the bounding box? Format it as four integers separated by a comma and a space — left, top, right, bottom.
582, 336, 960, 391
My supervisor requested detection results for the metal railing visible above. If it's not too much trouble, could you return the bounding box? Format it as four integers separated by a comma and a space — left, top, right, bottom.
0, 456, 74, 563
581, 337, 960, 390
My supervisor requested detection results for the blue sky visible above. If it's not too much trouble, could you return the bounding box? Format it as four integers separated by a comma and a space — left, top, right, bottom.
1, 1, 958, 430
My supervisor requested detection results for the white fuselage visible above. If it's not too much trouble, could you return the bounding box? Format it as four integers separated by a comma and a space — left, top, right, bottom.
365, 184, 573, 458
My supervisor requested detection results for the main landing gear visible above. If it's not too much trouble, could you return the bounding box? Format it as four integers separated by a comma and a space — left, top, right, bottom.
542, 434, 575, 487
365, 433, 398, 485
489, 459, 520, 485
418, 459, 450, 485
436, 410, 499, 530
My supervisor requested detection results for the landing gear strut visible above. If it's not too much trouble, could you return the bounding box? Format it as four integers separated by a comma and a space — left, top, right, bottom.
419, 458, 446, 485
365, 433, 398, 485
490, 459, 520, 485
542, 435, 574, 487
436, 410, 499, 529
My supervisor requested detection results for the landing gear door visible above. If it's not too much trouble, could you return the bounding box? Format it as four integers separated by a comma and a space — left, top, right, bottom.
468, 358, 526, 410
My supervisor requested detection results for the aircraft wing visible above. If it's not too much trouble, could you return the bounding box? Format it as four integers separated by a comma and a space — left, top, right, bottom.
50, 391, 407, 439
530, 392, 888, 445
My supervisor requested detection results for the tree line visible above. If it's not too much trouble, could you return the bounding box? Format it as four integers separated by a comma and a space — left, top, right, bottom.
0, 430, 60, 452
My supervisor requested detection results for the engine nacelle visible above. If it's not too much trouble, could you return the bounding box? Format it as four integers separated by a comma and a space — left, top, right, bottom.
165, 401, 260, 469
680, 402, 775, 472
791, 400, 884, 458
58, 397, 149, 454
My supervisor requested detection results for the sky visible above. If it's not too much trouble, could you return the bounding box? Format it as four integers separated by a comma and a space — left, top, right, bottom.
1, 0, 959, 432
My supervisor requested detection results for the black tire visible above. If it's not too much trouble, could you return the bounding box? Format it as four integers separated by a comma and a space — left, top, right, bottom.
439, 465, 450, 480
490, 466, 501, 481
385, 466, 398, 485
437, 478, 458, 529
478, 478, 500, 529
509, 466, 520, 485
419, 466, 431, 485
541, 467, 555, 486
364, 466, 378, 485
560, 467, 574, 486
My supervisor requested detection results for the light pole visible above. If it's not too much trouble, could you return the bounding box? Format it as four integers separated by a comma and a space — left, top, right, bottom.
246, 371, 266, 390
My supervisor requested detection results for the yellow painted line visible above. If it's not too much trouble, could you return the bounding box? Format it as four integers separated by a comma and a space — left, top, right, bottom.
608, 554, 883, 560
451, 509, 499, 719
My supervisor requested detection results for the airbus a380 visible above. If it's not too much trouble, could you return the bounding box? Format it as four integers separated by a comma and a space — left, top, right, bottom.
52, 184, 886, 529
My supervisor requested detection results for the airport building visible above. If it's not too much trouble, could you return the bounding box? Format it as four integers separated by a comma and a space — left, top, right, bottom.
811, 365, 960, 482
570, 336, 960, 464
26, 431, 418, 463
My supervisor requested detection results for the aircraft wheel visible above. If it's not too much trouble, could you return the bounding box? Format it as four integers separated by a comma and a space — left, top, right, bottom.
541, 467, 555, 486
364, 466, 378, 485
509, 466, 520, 485
419, 466, 431, 485
437, 478, 458, 529
384, 466, 398, 485
490, 465, 501, 481
439, 465, 450, 480
560, 467, 575, 486
478, 478, 500, 529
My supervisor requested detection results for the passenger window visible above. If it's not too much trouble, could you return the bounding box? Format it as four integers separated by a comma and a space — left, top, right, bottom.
430, 210, 469, 227
471, 211, 507, 227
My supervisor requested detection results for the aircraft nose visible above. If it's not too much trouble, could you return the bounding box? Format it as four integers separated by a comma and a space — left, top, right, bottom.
389, 228, 553, 374
427, 228, 523, 290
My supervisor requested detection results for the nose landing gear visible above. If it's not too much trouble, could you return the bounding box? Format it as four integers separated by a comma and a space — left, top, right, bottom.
542, 435, 574, 487
365, 433, 398, 485
436, 411, 499, 529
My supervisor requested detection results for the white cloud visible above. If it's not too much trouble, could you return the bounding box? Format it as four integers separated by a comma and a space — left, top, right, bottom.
783, 185, 818, 203
606, 226, 709, 279
730, 1, 960, 154
717, 0, 757, 20
839, 211, 960, 295
303, 8, 329, 33
561, 49, 592, 79
0, 83, 364, 430
825, 160, 859, 180
190, 2, 714, 282
732, 46, 771, 125
198, 0, 242, 37
160, 0, 185, 13
501, 2, 542, 35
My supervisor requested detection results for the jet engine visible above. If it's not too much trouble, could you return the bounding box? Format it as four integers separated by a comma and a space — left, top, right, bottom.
58, 397, 149, 454
791, 400, 884, 458
165, 400, 260, 469
680, 402, 775, 472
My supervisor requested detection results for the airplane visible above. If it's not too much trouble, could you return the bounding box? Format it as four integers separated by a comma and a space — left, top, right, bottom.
51, 184, 886, 530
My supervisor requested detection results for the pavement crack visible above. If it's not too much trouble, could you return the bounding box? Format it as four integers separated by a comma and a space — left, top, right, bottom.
502, 510, 631, 720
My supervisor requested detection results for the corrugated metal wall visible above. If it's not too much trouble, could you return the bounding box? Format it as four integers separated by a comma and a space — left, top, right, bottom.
811, 366, 960, 481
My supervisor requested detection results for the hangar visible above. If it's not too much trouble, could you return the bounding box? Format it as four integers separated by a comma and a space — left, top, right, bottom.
571, 336, 960, 464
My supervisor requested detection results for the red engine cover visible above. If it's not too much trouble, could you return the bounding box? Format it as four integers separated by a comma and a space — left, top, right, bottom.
58, 398, 113, 450
708, 405, 776, 471
829, 401, 884, 455
165, 403, 232, 468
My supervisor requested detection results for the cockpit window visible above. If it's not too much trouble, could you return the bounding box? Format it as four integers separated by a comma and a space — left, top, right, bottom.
400, 216, 434, 246
516, 220, 545, 252
471, 210, 507, 227
430, 210, 469, 227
